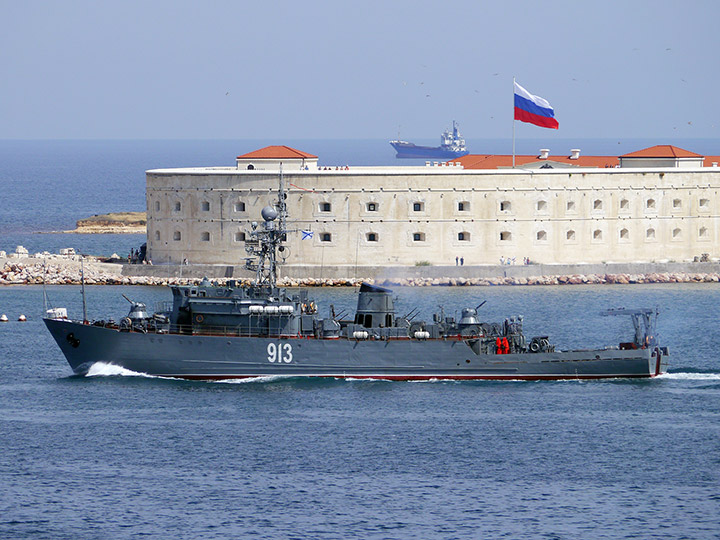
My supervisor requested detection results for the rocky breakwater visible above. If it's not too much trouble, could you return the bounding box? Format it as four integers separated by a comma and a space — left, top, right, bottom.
4, 256, 720, 288
366, 272, 720, 287
274, 272, 720, 287
0, 250, 168, 286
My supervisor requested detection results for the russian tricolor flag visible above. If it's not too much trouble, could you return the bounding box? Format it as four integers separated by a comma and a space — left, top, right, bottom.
514, 81, 558, 129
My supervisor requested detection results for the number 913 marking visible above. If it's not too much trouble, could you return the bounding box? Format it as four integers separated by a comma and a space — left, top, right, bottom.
267, 342, 293, 363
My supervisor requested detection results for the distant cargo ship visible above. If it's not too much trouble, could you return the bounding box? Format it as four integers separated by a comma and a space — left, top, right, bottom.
390, 121, 469, 159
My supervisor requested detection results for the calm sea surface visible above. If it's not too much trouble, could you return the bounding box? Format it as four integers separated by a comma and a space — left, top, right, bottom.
0, 283, 719, 539
1, 140, 720, 538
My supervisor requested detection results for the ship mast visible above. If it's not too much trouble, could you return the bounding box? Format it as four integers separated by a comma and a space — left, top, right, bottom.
244, 164, 289, 288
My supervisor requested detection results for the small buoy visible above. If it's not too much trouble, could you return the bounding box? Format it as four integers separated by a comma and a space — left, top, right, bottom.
18, 314, 27, 322
0, 314, 8, 322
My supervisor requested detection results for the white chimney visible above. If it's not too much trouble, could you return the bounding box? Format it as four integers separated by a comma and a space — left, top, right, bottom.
539, 149, 550, 160
570, 148, 581, 160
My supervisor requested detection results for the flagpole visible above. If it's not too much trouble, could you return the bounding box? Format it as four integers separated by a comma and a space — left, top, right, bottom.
512, 76, 516, 168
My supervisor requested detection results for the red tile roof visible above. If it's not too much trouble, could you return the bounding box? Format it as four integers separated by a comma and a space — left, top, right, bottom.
453, 145, 720, 169
620, 145, 703, 158
237, 146, 317, 160
453, 154, 619, 169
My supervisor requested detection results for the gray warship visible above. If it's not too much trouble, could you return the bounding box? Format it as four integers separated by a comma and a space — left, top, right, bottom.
44, 174, 669, 381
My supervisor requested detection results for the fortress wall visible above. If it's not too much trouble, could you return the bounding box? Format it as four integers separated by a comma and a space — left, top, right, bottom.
146, 167, 720, 266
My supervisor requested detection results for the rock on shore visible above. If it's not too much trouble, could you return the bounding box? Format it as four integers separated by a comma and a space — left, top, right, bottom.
3, 258, 720, 288
0, 259, 187, 286
65, 212, 146, 234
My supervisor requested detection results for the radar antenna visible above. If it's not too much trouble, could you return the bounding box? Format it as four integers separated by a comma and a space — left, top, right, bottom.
244, 164, 290, 287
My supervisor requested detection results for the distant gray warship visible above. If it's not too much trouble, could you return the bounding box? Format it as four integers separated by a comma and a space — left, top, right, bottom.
390, 121, 469, 159
44, 172, 669, 381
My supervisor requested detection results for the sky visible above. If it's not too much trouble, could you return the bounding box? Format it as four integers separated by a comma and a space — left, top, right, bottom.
2, 0, 719, 141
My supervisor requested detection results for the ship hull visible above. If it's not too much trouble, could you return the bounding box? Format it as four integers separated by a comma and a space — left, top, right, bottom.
390, 142, 469, 160
44, 318, 669, 381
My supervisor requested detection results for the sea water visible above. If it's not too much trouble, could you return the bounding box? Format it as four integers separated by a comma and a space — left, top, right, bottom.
0, 283, 719, 539
1, 139, 720, 538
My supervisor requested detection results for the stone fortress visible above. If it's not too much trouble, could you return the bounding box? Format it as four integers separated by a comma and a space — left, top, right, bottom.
145, 145, 720, 267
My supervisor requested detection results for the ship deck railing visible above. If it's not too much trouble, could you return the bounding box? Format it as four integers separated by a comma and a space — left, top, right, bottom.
84, 318, 529, 343
110, 321, 507, 342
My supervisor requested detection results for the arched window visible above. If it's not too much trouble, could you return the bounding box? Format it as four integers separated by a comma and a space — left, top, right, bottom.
366, 202, 377, 212
566, 230, 576, 241
321, 233, 332, 242
234, 201, 246, 212
202, 201, 210, 212
646, 199, 656, 209
620, 199, 629, 210
672, 228, 682, 239
536, 230, 547, 241
366, 232, 378, 242
500, 231, 512, 241
174, 202, 181, 212
173, 231, 181, 241
593, 199, 603, 210
201, 232, 210, 241
155, 201, 160, 211
593, 229, 602, 240
700, 198, 710, 209
413, 232, 425, 242
537, 200, 547, 211
413, 202, 424, 212
646, 228, 656, 239
566, 201, 576, 212
458, 231, 470, 241
235, 232, 246, 242
320, 202, 332, 212
620, 228, 629, 239
500, 201, 511, 212
699, 227, 709, 238
458, 201, 469, 211
673, 199, 682, 209
155, 231, 160, 241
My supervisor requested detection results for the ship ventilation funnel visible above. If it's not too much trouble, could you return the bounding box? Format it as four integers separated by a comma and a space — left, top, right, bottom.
539, 149, 550, 160
570, 149, 581, 160
354, 282, 395, 328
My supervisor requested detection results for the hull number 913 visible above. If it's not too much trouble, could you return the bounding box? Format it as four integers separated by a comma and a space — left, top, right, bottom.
267, 342, 293, 363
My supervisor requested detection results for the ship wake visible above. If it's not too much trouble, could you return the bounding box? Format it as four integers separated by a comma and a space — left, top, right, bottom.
658, 372, 720, 381
216, 375, 297, 384
85, 362, 160, 379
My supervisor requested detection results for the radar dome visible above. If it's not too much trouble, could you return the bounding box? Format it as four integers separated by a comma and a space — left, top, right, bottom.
261, 206, 278, 222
